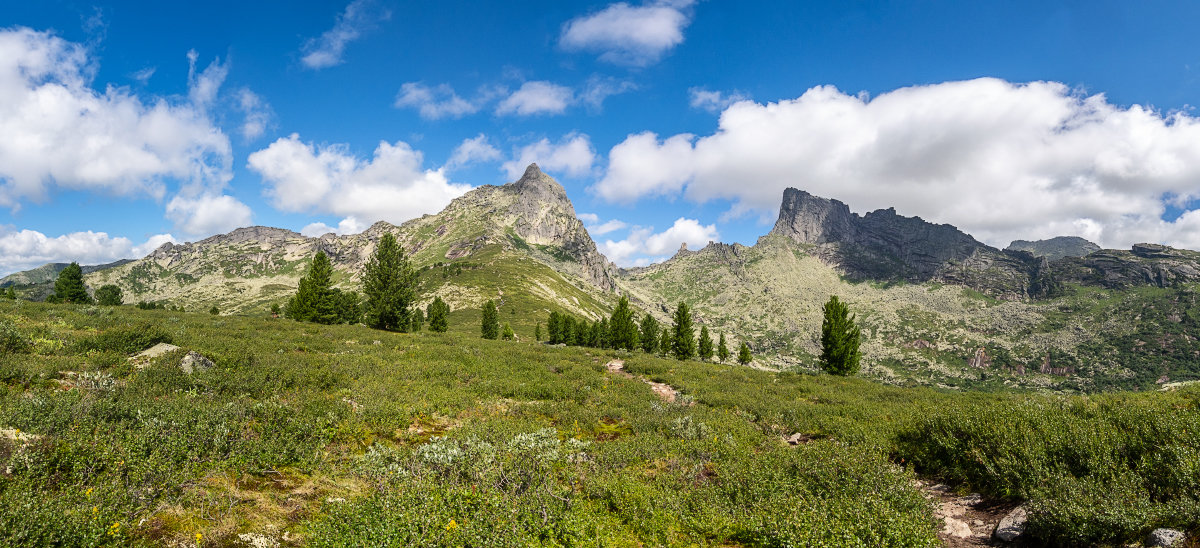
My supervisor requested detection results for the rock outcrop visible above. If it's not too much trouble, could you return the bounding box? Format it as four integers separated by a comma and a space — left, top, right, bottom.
1006, 236, 1100, 261
1054, 244, 1200, 289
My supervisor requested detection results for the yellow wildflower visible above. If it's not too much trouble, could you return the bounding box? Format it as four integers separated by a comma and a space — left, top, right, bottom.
445, 519, 458, 531
86, 488, 93, 498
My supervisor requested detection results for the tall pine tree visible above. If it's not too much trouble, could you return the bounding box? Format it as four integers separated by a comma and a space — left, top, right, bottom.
671, 302, 695, 360
820, 295, 861, 376
717, 333, 730, 363
547, 311, 562, 344
53, 262, 92, 304
608, 296, 638, 351
698, 325, 714, 361
287, 251, 339, 323
481, 300, 500, 339
363, 233, 418, 331
639, 313, 659, 354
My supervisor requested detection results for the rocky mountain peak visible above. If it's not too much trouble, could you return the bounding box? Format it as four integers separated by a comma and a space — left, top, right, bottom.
767, 187, 1037, 296
509, 163, 571, 207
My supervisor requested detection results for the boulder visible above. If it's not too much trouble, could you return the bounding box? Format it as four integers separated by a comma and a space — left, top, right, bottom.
1147, 528, 1186, 547
179, 351, 214, 374
993, 506, 1027, 542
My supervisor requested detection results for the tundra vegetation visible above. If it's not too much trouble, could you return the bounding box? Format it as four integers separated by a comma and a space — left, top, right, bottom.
1, 299, 1197, 546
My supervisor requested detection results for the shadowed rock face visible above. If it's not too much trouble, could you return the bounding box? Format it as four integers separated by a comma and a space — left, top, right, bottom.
769, 188, 1039, 297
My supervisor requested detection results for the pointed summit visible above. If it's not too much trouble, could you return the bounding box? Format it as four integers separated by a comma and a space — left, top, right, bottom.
508, 162, 573, 213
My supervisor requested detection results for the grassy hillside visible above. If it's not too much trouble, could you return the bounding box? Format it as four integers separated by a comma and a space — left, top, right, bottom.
2, 300, 1198, 546
621, 234, 1200, 392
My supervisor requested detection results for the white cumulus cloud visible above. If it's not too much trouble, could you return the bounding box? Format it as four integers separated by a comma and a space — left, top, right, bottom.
0, 227, 175, 276
394, 82, 484, 120
248, 134, 472, 227
560, 0, 696, 66
502, 134, 596, 179
0, 27, 233, 208
496, 81, 575, 116
301, 216, 366, 237
599, 217, 718, 266
446, 134, 502, 170
165, 194, 253, 237
300, 0, 390, 70
594, 78, 1200, 250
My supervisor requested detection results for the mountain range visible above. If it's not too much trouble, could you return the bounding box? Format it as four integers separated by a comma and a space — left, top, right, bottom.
7, 163, 1200, 391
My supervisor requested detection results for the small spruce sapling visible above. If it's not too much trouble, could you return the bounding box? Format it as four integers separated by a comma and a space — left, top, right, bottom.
738, 342, 753, 365
717, 333, 730, 363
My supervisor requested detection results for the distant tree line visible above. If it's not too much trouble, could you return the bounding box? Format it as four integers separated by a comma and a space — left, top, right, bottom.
538, 296, 752, 365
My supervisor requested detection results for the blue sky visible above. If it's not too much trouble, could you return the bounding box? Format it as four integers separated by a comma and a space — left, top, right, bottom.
3, 0, 1200, 275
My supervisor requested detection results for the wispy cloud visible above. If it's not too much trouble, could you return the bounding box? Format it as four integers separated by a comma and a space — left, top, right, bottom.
300, 0, 391, 70
688, 87, 750, 113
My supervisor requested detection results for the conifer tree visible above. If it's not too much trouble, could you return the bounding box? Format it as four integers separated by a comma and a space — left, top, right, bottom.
573, 317, 588, 346
287, 251, 338, 323
717, 333, 730, 363
659, 329, 673, 357
427, 297, 450, 332
501, 323, 515, 340
561, 316, 575, 345
481, 300, 500, 339
3, 287, 16, 300
738, 342, 753, 365
535, 322, 542, 341
53, 262, 92, 304
209, 305, 219, 315
608, 296, 638, 351
95, 284, 123, 306
547, 312, 561, 344
410, 308, 424, 332
671, 302, 696, 360
596, 318, 609, 348
820, 295, 862, 376
698, 325, 714, 361
270, 303, 281, 317
363, 233, 418, 331
639, 313, 659, 354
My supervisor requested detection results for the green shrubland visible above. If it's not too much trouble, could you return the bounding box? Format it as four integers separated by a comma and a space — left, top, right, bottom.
0, 299, 1197, 546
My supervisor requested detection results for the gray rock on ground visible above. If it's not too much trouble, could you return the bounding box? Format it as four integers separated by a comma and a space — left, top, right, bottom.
993, 506, 1027, 542
180, 351, 215, 374
1147, 528, 1186, 547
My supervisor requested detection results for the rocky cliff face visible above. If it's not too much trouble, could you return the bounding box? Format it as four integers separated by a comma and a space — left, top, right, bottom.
768, 188, 1039, 297
1055, 243, 1200, 289
1006, 236, 1100, 261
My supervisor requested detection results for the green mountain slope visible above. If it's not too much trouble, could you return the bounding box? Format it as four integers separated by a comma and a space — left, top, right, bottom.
83, 164, 617, 321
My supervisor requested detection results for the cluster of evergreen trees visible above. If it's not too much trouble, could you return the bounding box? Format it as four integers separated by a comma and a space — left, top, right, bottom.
542, 297, 752, 365
285, 234, 451, 333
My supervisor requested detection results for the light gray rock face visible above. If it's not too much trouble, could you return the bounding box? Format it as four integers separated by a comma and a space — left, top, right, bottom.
992, 506, 1027, 542
1006, 236, 1100, 261
503, 164, 617, 291
769, 188, 1039, 298
1147, 528, 1186, 547
180, 351, 215, 374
